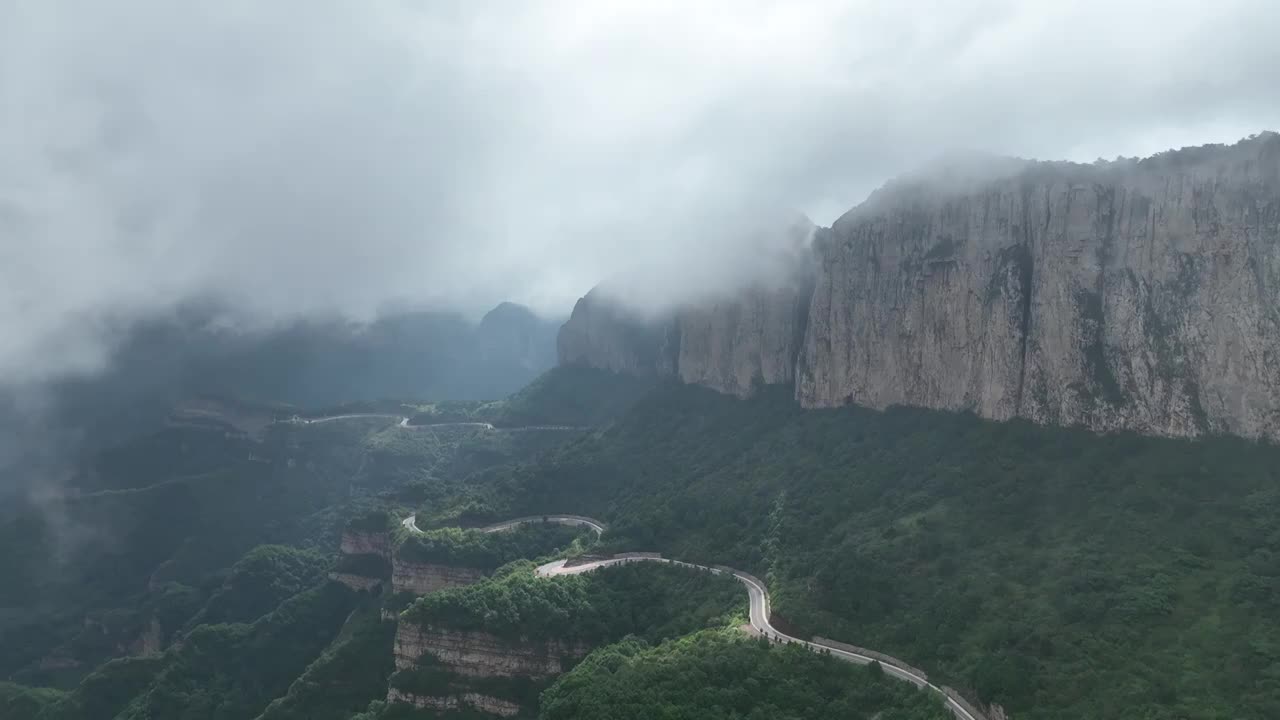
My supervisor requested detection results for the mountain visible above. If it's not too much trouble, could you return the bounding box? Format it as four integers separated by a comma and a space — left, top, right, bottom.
558, 132, 1280, 441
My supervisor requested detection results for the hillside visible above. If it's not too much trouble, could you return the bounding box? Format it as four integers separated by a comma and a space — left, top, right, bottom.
483, 378, 1280, 719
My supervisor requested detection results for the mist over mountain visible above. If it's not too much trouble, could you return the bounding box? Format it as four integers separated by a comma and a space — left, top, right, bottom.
4, 4, 1280, 720
561, 133, 1280, 440
4, 1, 1279, 395
0, 303, 559, 500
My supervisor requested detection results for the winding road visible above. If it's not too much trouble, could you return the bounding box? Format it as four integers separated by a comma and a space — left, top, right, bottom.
295, 414, 581, 433
402, 514, 982, 720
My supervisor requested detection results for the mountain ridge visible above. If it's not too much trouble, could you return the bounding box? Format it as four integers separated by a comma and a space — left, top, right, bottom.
557, 132, 1280, 441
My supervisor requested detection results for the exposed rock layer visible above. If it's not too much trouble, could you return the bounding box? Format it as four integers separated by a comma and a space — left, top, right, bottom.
558, 134, 1280, 440
675, 279, 813, 396
394, 623, 590, 678
386, 687, 521, 717
557, 288, 679, 377
340, 530, 391, 558
391, 561, 487, 596
330, 573, 383, 591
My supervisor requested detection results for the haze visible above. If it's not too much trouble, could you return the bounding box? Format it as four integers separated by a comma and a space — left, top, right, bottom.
3, 0, 1279, 384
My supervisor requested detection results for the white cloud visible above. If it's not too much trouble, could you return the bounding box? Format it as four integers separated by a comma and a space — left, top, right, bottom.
1, 0, 1277, 382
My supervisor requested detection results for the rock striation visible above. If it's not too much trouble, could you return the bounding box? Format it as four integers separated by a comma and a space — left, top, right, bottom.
394, 623, 590, 678
557, 287, 680, 377
558, 222, 816, 397
391, 560, 487, 596
340, 530, 392, 557
559, 133, 1280, 440
386, 687, 520, 717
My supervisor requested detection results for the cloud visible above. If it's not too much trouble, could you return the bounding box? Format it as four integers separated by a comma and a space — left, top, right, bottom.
2, 0, 1278, 384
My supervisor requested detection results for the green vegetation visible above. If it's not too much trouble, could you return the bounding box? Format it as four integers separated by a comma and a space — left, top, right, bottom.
540, 630, 950, 720
488, 367, 655, 427
31, 657, 166, 720
256, 605, 396, 720
190, 545, 330, 627
334, 553, 393, 579
491, 381, 1280, 720
403, 561, 744, 644
0, 682, 65, 720
29, 362, 1280, 719
90, 427, 258, 492
0, 378, 583, 683
395, 523, 589, 571
116, 582, 358, 720
348, 509, 399, 534
384, 562, 745, 717
405, 367, 655, 429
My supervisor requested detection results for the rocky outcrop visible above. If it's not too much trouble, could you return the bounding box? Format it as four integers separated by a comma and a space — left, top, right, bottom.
394, 623, 590, 678
391, 560, 486, 596
558, 227, 816, 397
798, 134, 1280, 440
675, 279, 812, 396
330, 573, 384, 591
386, 688, 521, 717
560, 133, 1280, 441
557, 287, 679, 376
129, 618, 164, 656
340, 530, 391, 558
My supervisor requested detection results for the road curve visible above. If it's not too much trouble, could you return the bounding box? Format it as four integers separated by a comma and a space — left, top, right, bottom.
294, 415, 580, 433
400, 514, 605, 535
303, 413, 403, 424
402, 514, 979, 720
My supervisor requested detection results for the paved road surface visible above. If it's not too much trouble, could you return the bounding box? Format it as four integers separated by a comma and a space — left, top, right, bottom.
400, 514, 604, 535
296, 415, 579, 433
402, 514, 979, 720
303, 413, 403, 424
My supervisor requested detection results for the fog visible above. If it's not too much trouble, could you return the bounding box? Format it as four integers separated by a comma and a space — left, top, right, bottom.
3, 0, 1279, 385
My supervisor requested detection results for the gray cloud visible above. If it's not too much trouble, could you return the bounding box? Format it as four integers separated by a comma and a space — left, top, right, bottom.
2, 0, 1279, 384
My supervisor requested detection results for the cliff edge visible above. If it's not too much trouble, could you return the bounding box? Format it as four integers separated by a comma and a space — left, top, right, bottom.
559, 133, 1280, 440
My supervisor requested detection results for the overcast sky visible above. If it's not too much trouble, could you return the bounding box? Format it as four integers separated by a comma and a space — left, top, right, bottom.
2, 0, 1279, 383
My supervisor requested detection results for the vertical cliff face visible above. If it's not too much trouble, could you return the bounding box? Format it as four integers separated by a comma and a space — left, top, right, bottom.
391, 560, 487, 596
556, 287, 679, 376
559, 134, 1280, 441
386, 688, 521, 717
674, 276, 814, 397
798, 134, 1280, 440
558, 222, 816, 397
340, 530, 391, 558
394, 622, 590, 677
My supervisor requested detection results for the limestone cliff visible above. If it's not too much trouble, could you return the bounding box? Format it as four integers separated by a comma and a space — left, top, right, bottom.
391, 560, 486, 596
386, 687, 520, 717
394, 623, 590, 678
675, 278, 813, 396
340, 530, 391, 558
558, 226, 815, 396
556, 287, 679, 376
560, 133, 1280, 441
798, 133, 1280, 440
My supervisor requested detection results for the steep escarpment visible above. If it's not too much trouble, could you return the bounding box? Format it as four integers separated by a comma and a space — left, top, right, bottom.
558, 223, 816, 397
556, 287, 680, 376
675, 275, 815, 397
393, 623, 590, 677
561, 133, 1280, 440
390, 560, 486, 596
798, 134, 1280, 440
332, 525, 395, 591
386, 687, 521, 717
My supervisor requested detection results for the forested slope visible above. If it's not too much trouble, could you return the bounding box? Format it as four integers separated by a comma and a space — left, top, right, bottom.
488, 381, 1280, 719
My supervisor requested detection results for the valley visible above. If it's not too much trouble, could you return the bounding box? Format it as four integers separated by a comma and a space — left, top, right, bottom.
2, 135, 1278, 720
